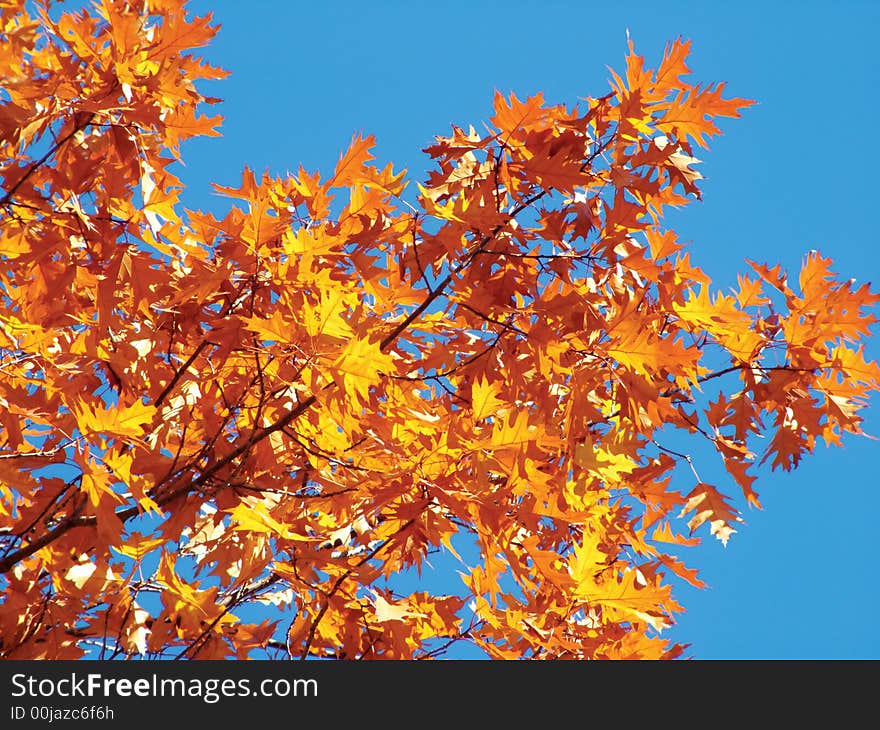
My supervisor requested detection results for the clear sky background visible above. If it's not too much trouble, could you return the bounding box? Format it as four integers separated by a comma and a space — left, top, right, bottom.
175, 0, 879, 659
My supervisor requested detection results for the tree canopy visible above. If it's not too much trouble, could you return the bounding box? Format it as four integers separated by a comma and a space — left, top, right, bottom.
1, 0, 877, 659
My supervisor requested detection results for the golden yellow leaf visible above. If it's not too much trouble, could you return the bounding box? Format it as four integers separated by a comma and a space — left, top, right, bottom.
471, 377, 504, 420
75, 401, 156, 439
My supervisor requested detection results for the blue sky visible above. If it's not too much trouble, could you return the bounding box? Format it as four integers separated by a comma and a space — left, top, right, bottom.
176, 0, 879, 658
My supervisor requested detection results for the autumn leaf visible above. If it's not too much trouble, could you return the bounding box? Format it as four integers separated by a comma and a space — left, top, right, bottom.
329, 335, 394, 403
228, 501, 311, 541
371, 591, 428, 623
471, 377, 504, 420
74, 401, 156, 439
680, 483, 743, 546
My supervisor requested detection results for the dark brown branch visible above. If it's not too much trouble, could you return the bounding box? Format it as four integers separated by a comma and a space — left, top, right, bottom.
174, 572, 282, 660
154, 342, 210, 408
0, 114, 96, 208
379, 187, 548, 352
298, 519, 414, 660
454, 302, 527, 336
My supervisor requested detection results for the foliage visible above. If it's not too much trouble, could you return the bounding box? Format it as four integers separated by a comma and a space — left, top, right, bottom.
1, 0, 877, 660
